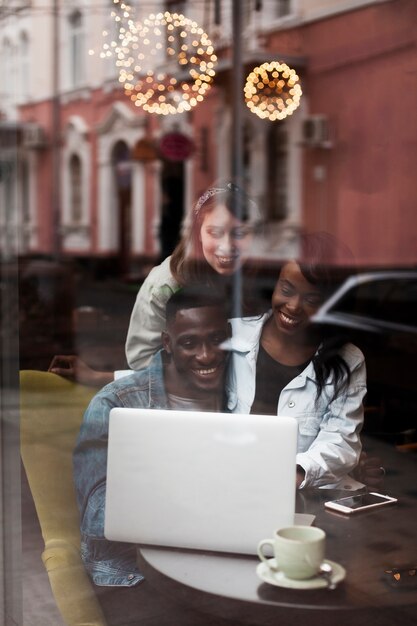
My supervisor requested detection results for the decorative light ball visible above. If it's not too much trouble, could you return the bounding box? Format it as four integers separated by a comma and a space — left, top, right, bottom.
117, 11, 217, 115
244, 62, 302, 121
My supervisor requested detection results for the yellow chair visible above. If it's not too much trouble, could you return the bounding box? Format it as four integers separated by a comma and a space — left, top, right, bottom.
20, 370, 107, 626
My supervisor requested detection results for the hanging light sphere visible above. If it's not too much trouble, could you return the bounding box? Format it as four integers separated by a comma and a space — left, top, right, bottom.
118, 11, 217, 115
244, 61, 302, 121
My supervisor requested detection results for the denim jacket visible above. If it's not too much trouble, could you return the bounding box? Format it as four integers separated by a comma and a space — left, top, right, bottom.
73, 350, 170, 587
226, 314, 367, 489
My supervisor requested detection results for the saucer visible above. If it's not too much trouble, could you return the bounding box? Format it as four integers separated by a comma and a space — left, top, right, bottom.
256, 558, 346, 590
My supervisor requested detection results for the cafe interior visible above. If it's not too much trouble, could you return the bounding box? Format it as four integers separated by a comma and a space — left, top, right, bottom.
1, 1, 416, 625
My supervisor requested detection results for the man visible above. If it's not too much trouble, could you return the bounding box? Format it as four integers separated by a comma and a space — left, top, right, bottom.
73, 286, 231, 588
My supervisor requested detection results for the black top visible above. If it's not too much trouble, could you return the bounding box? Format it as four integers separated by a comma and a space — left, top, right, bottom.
250, 343, 309, 415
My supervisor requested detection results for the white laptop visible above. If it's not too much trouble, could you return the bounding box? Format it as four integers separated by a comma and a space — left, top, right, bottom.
104, 408, 298, 555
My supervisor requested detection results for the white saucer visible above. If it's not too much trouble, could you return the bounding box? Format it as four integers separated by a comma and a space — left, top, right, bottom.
256, 558, 346, 590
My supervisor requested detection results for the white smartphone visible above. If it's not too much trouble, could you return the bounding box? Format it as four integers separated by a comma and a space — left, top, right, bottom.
324, 492, 398, 515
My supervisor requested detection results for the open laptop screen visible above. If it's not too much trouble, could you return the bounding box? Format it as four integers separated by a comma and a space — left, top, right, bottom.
105, 408, 298, 555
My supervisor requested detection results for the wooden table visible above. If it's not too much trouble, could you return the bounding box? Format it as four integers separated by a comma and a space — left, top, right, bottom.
137, 439, 417, 626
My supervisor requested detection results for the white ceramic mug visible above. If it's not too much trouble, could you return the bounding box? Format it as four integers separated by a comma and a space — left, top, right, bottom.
257, 525, 326, 580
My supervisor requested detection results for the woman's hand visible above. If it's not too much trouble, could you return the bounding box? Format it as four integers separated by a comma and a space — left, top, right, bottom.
48, 355, 113, 387
353, 451, 386, 490
296, 465, 306, 488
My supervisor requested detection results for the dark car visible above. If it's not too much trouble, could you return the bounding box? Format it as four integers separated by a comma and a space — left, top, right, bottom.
311, 271, 417, 335
311, 271, 417, 446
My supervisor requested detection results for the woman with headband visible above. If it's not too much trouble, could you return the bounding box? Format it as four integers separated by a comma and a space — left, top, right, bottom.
125, 182, 259, 370
50, 183, 259, 383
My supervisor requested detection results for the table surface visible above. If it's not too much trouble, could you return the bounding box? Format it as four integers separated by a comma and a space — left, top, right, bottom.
137, 439, 417, 626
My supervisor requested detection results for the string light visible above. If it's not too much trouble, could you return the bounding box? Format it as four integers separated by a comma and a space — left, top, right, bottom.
244, 61, 302, 121
88, 0, 133, 61
116, 11, 217, 115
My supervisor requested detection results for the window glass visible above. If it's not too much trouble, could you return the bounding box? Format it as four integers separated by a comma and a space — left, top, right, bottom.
276, 0, 292, 18
266, 121, 288, 221
69, 10, 84, 87
69, 153, 82, 222
0, 2, 416, 624
164, 0, 187, 65
0, 124, 21, 626
18, 31, 29, 101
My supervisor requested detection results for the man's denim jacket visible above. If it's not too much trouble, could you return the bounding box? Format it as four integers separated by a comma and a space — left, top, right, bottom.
73, 350, 170, 587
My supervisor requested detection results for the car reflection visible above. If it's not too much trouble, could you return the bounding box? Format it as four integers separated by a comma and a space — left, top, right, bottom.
311, 271, 417, 447
311, 271, 417, 335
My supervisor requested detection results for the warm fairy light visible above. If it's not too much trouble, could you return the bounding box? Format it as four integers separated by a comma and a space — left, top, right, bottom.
244, 62, 302, 121
117, 11, 217, 115
87, 1, 134, 60
89, 3, 216, 114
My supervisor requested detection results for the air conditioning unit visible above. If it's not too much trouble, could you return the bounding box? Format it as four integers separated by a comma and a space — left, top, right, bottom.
23, 124, 46, 149
302, 115, 332, 148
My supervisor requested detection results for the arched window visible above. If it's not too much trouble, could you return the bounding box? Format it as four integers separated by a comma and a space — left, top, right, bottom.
2, 39, 12, 103
69, 154, 82, 223
69, 10, 84, 87
111, 141, 132, 273
104, 0, 122, 78
266, 122, 288, 221
21, 159, 30, 224
276, 0, 292, 18
164, 1, 186, 64
19, 32, 29, 101
111, 141, 131, 190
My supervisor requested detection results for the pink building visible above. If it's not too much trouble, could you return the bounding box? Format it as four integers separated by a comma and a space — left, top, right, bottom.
4, 0, 416, 273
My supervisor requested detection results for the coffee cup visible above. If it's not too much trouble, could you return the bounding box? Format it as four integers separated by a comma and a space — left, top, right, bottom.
257, 525, 326, 580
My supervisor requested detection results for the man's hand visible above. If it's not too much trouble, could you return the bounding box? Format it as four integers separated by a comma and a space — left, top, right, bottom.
48, 355, 113, 387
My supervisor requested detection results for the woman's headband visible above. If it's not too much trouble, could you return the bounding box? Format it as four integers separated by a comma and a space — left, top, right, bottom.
193, 187, 225, 215
194, 183, 258, 221
193, 182, 251, 215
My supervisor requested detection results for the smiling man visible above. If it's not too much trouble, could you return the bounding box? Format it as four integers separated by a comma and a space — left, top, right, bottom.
73, 286, 231, 589
161, 290, 230, 412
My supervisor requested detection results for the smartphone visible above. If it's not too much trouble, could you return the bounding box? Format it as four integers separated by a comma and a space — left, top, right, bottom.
324, 492, 397, 514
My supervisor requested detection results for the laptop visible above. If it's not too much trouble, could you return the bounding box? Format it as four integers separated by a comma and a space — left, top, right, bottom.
104, 408, 298, 555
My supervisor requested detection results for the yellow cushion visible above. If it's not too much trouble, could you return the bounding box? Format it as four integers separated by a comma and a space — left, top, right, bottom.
20, 370, 107, 626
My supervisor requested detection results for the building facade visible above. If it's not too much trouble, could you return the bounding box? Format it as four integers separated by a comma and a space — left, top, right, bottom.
1, 0, 415, 273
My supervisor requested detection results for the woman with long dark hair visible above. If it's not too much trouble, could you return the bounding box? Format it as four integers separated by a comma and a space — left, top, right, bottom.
226, 232, 367, 489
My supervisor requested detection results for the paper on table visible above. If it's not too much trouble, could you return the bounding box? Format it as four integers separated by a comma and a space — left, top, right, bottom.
294, 513, 316, 526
